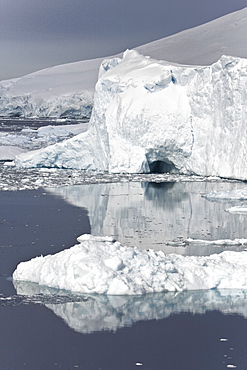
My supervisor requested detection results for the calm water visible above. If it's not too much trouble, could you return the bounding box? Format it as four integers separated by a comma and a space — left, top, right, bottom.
49, 181, 247, 255
1, 118, 247, 370
1, 183, 247, 369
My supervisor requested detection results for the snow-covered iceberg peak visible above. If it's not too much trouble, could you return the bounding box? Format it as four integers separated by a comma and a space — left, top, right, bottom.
16, 50, 247, 179
13, 234, 247, 295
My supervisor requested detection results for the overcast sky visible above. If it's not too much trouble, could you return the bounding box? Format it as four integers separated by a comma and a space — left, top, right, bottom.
1, 0, 247, 80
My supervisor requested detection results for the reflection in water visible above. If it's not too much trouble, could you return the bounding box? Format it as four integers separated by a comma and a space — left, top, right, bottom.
48, 181, 247, 255
13, 280, 247, 334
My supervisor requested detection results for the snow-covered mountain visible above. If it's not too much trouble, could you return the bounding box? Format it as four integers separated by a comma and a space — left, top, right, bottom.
1, 7, 247, 118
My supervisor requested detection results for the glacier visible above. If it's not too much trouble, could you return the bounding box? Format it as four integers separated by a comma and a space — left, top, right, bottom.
15, 50, 247, 180
0, 58, 100, 119
13, 234, 247, 295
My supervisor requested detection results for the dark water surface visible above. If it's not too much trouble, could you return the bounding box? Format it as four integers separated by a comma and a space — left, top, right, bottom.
1, 186, 247, 369
0, 117, 88, 133
1, 302, 247, 370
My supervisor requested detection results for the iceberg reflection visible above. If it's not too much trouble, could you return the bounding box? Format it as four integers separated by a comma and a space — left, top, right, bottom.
14, 281, 247, 334
48, 181, 247, 255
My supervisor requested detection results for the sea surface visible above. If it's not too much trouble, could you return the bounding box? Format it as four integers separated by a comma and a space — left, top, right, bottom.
0, 119, 247, 369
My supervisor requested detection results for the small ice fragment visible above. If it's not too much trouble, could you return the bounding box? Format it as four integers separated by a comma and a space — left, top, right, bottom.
220, 338, 228, 341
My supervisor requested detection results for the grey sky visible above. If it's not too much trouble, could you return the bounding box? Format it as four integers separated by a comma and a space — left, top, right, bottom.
1, 0, 247, 80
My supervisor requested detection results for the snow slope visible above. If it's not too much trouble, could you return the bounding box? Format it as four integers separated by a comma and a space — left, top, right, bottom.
13, 234, 247, 295
1, 7, 247, 118
15, 50, 247, 179
136, 7, 247, 66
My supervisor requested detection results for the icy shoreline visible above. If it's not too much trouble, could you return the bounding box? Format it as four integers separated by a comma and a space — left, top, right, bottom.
13, 234, 247, 295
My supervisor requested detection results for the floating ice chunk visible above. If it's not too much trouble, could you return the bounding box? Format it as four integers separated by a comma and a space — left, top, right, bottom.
13, 234, 247, 295
225, 206, 247, 214
203, 189, 247, 201
185, 238, 247, 246
77, 234, 116, 243
37, 122, 88, 138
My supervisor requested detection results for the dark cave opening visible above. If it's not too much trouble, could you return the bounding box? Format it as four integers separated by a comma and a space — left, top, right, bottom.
149, 160, 176, 174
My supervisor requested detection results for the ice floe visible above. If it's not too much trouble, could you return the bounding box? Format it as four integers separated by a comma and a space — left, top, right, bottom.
203, 188, 247, 201
13, 234, 247, 295
225, 206, 247, 214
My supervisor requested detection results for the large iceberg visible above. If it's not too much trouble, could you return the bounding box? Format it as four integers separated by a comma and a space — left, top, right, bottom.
13, 234, 247, 295
16, 50, 247, 179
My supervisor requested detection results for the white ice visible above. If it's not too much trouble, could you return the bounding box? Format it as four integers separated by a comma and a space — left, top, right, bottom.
0, 145, 26, 160
203, 188, 247, 201
0, 121, 88, 160
13, 234, 247, 295
0, 60, 97, 119
15, 50, 247, 180
225, 206, 247, 214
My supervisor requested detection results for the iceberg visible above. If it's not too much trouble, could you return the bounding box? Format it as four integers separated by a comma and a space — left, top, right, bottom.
13, 234, 247, 295
16, 50, 247, 179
